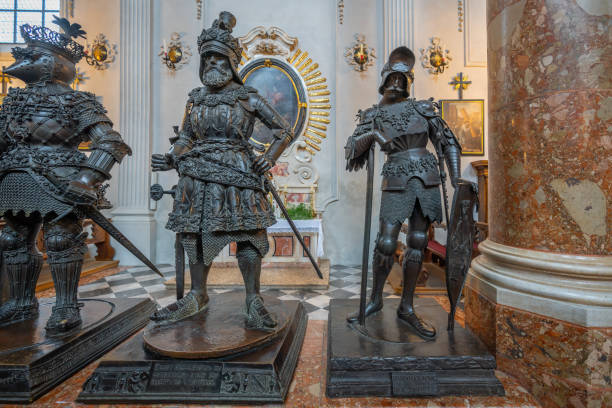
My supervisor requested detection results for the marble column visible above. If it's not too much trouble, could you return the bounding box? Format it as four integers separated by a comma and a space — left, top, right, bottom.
465, 1, 611, 407
111, 0, 155, 265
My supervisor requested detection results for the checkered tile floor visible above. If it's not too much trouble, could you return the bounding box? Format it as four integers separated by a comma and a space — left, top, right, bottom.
78, 264, 404, 321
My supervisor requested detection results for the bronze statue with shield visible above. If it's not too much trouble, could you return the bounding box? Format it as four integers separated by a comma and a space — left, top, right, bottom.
326, 46, 503, 398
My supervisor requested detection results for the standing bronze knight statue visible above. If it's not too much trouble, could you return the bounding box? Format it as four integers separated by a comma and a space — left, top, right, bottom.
325, 46, 501, 399
0, 17, 136, 334
345, 46, 473, 339
150, 11, 295, 330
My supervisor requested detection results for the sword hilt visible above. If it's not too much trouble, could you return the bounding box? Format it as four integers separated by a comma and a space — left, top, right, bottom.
150, 184, 176, 201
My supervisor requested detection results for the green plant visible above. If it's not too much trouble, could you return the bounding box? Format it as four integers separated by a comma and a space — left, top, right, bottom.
284, 203, 314, 220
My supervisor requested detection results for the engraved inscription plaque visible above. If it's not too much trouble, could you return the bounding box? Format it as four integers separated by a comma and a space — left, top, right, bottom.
149, 362, 222, 393
391, 372, 439, 397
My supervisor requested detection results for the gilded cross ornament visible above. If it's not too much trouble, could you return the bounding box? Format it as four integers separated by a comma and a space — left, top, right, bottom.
71, 67, 87, 90
84, 34, 116, 70
160, 32, 192, 72
449, 72, 471, 99
419, 37, 451, 76
345, 34, 376, 72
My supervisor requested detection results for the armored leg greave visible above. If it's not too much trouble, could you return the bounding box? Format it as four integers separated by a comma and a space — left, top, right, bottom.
43, 217, 87, 334
0, 218, 42, 324
150, 233, 211, 324
236, 241, 276, 330
397, 205, 436, 339
347, 226, 399, 323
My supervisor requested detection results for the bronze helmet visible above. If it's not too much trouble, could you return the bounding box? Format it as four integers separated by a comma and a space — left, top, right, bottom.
197, 11, 244, 85
4, 16, 86, 85
378, 46, 415, 96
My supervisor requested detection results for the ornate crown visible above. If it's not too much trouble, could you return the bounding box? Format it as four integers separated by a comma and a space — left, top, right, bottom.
197, 11, 243, 66
19, 16, 86, 63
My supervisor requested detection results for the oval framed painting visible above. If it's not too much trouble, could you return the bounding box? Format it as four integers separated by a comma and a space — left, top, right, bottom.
240, 58, 307, 151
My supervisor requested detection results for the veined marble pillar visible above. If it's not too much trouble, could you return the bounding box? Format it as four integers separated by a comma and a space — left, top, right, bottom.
465, 1, 611, 406
111, 0, 155, 265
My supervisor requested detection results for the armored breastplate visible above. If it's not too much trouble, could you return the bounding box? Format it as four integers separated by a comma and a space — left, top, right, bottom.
378, 101, 429, 153
188, 86, 255, 142
1, 85, 81, 148
190, 103, 252, 141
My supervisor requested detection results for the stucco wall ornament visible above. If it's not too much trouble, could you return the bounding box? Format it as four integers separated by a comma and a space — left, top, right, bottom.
419, 37, 451, 76
159, 32, 192, 72
84, 33, 116, 70
239, 26, 298, 59
345, 34, 376, 72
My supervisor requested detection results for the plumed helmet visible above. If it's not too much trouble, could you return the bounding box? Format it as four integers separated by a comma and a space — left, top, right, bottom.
197, 11, 244, 85
378, 46, 415, 96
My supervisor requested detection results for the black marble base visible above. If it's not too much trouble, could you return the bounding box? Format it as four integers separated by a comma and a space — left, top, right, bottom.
326, 298, 505, 398
77, 299, 307, 404
0, 297, 156, 403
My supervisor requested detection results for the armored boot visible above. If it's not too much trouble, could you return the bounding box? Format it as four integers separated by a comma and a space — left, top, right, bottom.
0, 247, 42, 324
237, 242, 276, 330
347, 248, 394, 323
397, 239, 436, 340
150, 262, 211, 324
44, 220, 88, 335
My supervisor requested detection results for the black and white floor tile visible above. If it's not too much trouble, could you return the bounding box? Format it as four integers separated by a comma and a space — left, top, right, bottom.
77, 264, 403, 321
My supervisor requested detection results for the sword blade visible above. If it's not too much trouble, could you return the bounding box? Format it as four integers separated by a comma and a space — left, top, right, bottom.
83, 207, 164, 278
265, 178, 323, 279
358, 146, 375, 326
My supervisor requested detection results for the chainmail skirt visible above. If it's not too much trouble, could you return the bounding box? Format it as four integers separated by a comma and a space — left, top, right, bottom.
0, 172, 72, 218
180, 229, 270, 266
379, 178, 442, 225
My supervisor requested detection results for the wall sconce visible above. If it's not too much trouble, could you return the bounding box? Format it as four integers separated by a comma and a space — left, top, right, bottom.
159, 32, 192, 72
345, 34, 375, 72
84, 33, 116, 70
419, 37, 452, 76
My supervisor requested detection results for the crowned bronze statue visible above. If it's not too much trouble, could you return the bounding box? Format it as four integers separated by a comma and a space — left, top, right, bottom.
0, 17, 138, 334
0, 18, 159, 403
150, 11, 294, 330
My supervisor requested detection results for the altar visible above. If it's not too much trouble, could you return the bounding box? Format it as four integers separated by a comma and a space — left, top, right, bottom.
164, 218, 330, 290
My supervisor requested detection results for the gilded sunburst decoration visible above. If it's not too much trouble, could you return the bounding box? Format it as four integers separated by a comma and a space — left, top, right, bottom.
238, 27, 331, 156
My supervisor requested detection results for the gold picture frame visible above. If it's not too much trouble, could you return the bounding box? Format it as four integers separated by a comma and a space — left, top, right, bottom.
440, 99, 485, 156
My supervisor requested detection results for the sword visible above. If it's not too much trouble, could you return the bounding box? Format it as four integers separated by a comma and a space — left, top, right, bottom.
82, 206, 164, 278
357, 145, 375, 326
263, 175, 323, 279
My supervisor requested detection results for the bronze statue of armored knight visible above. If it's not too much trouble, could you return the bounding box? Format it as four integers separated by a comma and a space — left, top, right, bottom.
0, 18, 131, 334
345, 46, 462, 339
151, 12, 293, 330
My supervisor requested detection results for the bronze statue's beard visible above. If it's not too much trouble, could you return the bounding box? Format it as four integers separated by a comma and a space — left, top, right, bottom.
202, 68, 232, 88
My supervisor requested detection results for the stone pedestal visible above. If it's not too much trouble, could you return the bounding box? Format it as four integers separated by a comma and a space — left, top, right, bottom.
326, 298, 504, 398
0, 297, 156, 403
77, 293, 307, 404
468, 1, 612, 406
